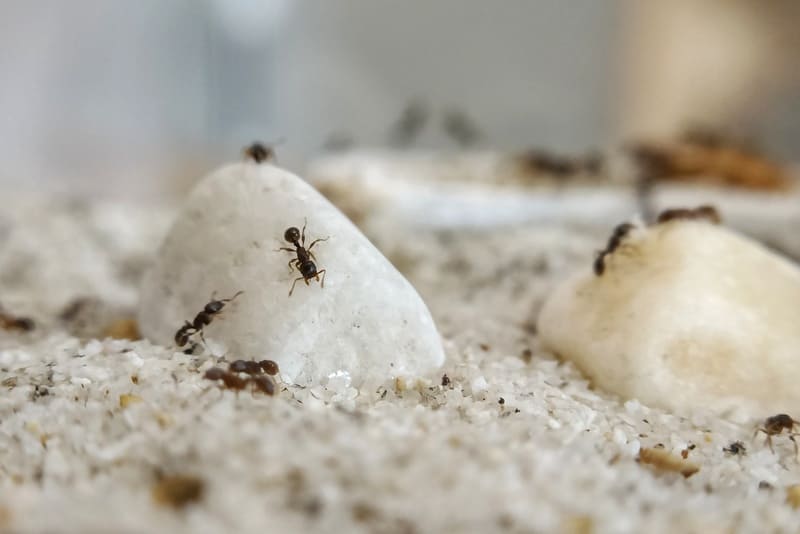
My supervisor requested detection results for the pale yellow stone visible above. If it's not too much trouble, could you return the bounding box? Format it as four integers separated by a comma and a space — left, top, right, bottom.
538, 219, 800, 418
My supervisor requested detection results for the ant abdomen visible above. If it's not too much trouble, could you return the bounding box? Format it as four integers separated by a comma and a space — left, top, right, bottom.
299, 261, 317, 278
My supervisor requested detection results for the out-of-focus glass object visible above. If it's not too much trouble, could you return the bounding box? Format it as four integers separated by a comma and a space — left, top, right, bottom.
619, 0, 800, 158
0, 0, 797, 199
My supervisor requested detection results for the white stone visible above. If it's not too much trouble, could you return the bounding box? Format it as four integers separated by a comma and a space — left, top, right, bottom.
138, 160, 445, 385
537, 218, 800, 418
309, 150, 634, 231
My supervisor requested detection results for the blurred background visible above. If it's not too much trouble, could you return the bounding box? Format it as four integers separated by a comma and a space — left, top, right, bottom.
0, 0, 799, 199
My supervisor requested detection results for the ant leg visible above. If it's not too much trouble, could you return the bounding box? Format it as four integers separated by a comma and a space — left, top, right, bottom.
278, 247, 295, 253
198, 329, 209, 349
289, 276, 305, 296
222, 290, 244, 303
287, 259, 298, 273
317, 269, 326, 288
755, 428, 775, 452
307, 236, 329, 251
301, 218, 308, 246
791, 435, 799, 457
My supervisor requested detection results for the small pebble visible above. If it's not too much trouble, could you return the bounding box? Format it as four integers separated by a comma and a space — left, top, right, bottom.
119, 394, 143, 408
152, 474, 205, 509
102, 318, 141, 340
638, 447, 699, 478
787, 485, 800, 509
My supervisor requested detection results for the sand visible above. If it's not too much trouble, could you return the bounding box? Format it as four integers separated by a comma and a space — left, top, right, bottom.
1, 195, 799, 534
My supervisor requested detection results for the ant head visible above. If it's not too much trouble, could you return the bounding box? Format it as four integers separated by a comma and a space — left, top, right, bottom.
244, 142, 273, 163
243, 138, 285, 163
284, 227, 301, 243
203, 299, 224, 314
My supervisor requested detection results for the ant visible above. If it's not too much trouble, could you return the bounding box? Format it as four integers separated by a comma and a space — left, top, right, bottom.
519, 150, 575, 177
0, 303, 35, 332
279, 220, 328, 296
243, 142, 276, 164
518, 149, 601, 178
442, 108, 482, 148
594, 222, 635, 276
389, 100, 428, 147
229, 359, 261, 375
723, 441, 746, 456
251, 375, 275, 396
203, 358, 279, 395
174, 291, 243, 348
204, 367, 249, 391
754, 414, 800, 455
228, 359, 279, 376
656, 205, 721, 225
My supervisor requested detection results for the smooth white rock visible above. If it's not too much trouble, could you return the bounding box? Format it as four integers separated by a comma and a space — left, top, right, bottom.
537, 219, 800, 418
138, 161, 445, 385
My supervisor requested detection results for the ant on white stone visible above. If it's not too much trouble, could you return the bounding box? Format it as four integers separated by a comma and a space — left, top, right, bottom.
174, 291, 243, 348
279, 219, 328, 296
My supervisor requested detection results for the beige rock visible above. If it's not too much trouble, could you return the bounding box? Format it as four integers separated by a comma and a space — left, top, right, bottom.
537, 217, 800, 418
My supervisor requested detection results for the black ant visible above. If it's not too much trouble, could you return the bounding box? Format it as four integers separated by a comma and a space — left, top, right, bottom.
518, 149, 576, 177
442, 108, 482, 148
175, 322, 195, 348
279, 220, 328, 296
389, 100, 428, 147
656, 205, 721, 225
243, 142, 274, 163
755, 414, 800, 455
723, 441, 746, 456
0, 303, 34, 332
594, 223, 635, 276
174, 291, 243, 348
